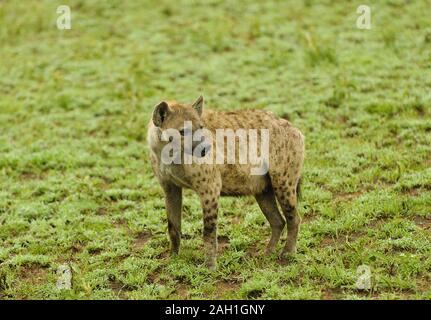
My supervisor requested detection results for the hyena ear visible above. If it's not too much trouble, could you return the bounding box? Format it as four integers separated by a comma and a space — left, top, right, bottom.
191, 95, 204, 116
152, 101, 169, 127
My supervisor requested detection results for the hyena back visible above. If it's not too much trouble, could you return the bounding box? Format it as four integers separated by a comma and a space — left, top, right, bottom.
147, 96, 305, 269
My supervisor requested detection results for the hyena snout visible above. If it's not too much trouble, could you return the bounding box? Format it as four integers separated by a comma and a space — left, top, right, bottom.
198, 143, 211, 157
191, 140, 211, 158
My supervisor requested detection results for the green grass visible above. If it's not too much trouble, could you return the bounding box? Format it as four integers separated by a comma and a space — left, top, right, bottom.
0, 0, 430, 300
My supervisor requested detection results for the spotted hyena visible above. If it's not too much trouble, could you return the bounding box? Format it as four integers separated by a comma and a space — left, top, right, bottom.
147, 96, 305, 269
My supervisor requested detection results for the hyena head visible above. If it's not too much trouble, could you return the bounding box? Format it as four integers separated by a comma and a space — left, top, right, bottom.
151, 96, 212, 162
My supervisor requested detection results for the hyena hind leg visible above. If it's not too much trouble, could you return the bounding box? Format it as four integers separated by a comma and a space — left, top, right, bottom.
272, 177, 301, 256
255, 187, 286, 254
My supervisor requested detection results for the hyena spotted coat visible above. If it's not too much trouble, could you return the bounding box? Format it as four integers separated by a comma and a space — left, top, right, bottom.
147, 96, 305, 269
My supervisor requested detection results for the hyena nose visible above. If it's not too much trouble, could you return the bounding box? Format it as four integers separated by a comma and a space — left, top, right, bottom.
200, 144, 211, 157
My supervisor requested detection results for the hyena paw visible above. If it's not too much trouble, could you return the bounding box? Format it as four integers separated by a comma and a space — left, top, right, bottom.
170, 248, 179, 256
281, 245, 297, 258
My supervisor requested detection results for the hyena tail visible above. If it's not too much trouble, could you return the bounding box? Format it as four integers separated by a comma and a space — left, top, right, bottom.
296, 177, 302, 201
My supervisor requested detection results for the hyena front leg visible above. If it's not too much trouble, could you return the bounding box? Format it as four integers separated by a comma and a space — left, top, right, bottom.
198, 183, 220, 270
162, 182, 182, 255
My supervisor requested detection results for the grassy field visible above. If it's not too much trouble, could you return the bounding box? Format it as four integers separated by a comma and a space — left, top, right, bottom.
0, 0, 430, 300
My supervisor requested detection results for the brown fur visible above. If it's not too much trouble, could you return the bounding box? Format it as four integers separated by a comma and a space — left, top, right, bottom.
147, 96, 305, 269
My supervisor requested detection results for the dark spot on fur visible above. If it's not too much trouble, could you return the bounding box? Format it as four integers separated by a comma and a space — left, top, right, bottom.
285, 203, 295, 212
203, 223, 216, 236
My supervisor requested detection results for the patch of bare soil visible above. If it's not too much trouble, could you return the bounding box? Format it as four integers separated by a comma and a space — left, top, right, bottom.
320, 236, 341, 247
20, 171, 45, 180
278, 253, 298, 266
323, 287, 381, 299
113, 218, 128, 229
338, 115, 349, 124
156, 250, 169, 260
230, 216, 243, 225
19, 265, 48, 284
108, 279, 132, 299
147, 266, 167, 286
352, 288, 380, 299
301, 213, 317, 223
416, 275, 431, 292
246, 243, 264, 258
218, 235, 230, 253
333, 191, 364, 201
87, 247, 103, 255
367, 218, 387, 229
176, 283, 189, 299
321, 288, 344, 300
404, 188, 420, 197
96, 207, 107, 215
70, 243, 83, 254
320, 231, 364, 248
108, 279, 123, 292
413, 216, 431, 230
133, 231, 152, 250
215, 280, 241, 298
113, 218, 135, 236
